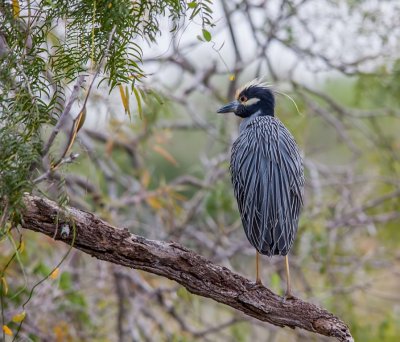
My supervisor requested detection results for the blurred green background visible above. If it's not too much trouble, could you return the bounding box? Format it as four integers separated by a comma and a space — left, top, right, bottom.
1, 1, 400, 341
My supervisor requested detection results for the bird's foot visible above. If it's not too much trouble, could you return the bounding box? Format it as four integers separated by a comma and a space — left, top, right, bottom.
282, 291, 295, 303
255, 278, 263, 287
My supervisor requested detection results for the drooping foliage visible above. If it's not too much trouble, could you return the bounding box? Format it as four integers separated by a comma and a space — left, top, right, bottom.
0, 0, 213, 210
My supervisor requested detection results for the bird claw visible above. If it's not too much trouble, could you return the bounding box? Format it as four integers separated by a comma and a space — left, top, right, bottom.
282, 292, 295, 303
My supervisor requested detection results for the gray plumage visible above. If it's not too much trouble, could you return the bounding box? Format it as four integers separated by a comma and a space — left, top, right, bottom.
231, 115, 304, 256
218, 81, 304, 257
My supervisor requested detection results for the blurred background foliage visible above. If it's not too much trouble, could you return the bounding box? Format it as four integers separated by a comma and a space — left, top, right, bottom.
1, 0, 400, 341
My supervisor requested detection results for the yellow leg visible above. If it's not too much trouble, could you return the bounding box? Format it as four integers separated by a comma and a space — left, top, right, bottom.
256, 251, 262, 285
284, 255, 293, 299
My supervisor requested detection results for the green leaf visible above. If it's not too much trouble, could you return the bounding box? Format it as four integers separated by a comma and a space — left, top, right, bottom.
148, 89, 164, 105
270, 272, 281, 294
230, 322, 249, 342
33, 262, 51, 277
133, 87, 143, 119
59, 272, 72, 291
188, 1, 197, 9
67, 291, 87, 307
190, 6, 201, 20
177, 286, 192, 302
202, 29, 212, 42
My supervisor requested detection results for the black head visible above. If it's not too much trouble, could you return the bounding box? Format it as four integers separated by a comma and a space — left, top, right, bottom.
217, 80, 275, 118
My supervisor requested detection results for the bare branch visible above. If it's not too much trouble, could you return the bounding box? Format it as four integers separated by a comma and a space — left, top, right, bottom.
41, 75, 86, 157
20, 194, 353, 342
33, 153, 80, 184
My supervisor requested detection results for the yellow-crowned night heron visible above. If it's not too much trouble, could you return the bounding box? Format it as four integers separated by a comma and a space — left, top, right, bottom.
217, 80, 304, 298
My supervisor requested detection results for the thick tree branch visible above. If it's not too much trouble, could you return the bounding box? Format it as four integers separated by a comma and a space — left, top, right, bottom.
20, 194, 353, 342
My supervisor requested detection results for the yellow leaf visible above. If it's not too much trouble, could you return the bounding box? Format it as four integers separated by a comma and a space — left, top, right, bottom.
169, 191, 187, 201
51, 107, 85, 170
125, 86, 131, 119
153, 145, 178, 166
146, 196, 163, 210
118, 85, 131, 119
54, 321, 70, 342
118, 85, 126, 103
12, 311, 26, 323
141, 170, 151, 188
3, 325, 12, 336
19, 240, 25, 253
105, 138, 115, 156
75, 107, 87, 133
50, 268, 59, 280
12, 0, 20, 18
108, 2, 112, 8
1, 277, 8, 295
229, 74, 235, 81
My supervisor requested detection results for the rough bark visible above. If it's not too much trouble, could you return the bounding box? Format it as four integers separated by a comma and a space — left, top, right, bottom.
20, 194, 353, 342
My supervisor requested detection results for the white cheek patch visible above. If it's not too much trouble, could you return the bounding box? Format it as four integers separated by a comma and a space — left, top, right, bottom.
245, 98, 260, 106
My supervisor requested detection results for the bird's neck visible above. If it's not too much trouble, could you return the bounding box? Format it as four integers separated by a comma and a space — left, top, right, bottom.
249, 107, 274, 118
248, 101, 275, 117
239, 110, 272, 132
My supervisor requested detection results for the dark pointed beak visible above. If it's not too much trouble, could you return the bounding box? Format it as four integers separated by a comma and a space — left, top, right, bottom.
217, 100, 239, 114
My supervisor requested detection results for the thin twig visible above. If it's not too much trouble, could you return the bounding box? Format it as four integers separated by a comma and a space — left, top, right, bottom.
41, 75, 86, 157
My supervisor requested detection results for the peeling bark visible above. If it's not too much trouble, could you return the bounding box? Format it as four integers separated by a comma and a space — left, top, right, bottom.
20, 194, 353, 342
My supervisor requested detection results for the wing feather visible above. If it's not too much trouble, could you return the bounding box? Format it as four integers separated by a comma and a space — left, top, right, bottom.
230, 116, 304, 256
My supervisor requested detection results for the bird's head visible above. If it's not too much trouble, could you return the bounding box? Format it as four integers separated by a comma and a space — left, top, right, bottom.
217, 80, 275, 118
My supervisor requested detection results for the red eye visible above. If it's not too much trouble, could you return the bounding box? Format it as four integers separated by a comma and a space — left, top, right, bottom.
239, 95, 247, 102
